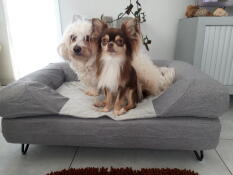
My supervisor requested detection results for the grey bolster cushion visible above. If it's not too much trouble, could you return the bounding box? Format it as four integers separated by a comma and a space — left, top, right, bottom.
0, 81, 68, 118
0, 60, 229, 119
18, 62, 78, 89
153, 60, 229, 118
0, 62, 77, 118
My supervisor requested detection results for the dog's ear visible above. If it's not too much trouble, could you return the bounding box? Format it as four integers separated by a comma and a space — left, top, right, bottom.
91, 18, 108, 39
57, 43, 69, 60
121, 18, 140, 40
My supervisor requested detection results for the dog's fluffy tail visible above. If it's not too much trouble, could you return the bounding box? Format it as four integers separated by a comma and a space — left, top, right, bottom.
159, 67, 175, 91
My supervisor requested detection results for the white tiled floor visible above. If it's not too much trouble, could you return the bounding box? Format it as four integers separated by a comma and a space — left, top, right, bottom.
0, 98, 232, 175
0, 142, 77, 175
71, 148, 231, 175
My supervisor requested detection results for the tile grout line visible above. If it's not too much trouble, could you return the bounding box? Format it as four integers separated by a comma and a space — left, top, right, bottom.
215, 149, 233, 175
220, 138, 233, 141
69, 147, 79, 169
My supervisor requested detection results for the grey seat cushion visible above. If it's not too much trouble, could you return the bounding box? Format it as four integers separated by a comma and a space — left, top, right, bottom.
2, 115, 221, 150
0, 60, 229, 119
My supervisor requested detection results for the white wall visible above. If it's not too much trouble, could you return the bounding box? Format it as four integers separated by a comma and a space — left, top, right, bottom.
59, 0, 196, 60
0, 0, 14, 85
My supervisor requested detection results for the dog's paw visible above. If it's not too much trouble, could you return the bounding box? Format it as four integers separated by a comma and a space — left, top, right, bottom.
94, 101, 105, 108
101, 107, 112, 112
85, 90, 99, 96
114, 108, 126, 116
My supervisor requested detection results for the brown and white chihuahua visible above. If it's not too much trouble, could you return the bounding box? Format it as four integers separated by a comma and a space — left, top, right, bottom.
95, 26, 140, 116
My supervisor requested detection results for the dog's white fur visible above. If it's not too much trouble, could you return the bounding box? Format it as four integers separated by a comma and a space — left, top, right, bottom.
98, 54, 125, 93
58, 20, 99, 96
132, 50, 175, 96
122, 19, 175, 96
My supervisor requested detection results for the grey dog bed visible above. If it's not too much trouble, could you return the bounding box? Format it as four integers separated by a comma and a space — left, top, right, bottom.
0, 60, 229, 151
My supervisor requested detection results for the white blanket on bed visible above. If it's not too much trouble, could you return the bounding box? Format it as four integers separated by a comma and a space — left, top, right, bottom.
56, 82, 157, 120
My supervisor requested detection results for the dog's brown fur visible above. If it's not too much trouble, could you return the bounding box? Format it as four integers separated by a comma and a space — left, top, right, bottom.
185, 5, 200, 18
95, 27, 139, 116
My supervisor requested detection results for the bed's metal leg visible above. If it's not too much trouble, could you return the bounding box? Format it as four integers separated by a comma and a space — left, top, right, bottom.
21, 144, 30, 155
193, 150, 204, 161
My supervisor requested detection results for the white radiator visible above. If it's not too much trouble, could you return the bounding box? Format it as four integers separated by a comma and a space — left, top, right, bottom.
201, 25, 233, 86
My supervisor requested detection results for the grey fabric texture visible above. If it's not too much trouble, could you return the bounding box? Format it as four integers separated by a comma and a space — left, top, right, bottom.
2, 115, 221, 150
0, 60, 229, 119
19, 62, 78, 89
44, 62, 78, 82
0, 62, 76, 118
0, 60, 224, 151
0, 81, 68, 118
153, 60, 229, 118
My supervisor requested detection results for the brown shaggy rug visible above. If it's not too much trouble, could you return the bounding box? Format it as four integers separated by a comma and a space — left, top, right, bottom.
46, 167, 199, 175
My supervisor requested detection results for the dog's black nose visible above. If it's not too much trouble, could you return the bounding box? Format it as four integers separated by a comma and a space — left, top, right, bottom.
73, 46, 82, 55
108, 42, 114, 48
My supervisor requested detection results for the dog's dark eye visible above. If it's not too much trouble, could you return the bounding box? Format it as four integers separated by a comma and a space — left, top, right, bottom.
102, 38, 108, 45
70, 35, 77, 42
84, 35, 90, 42
116, 39, 124, 46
